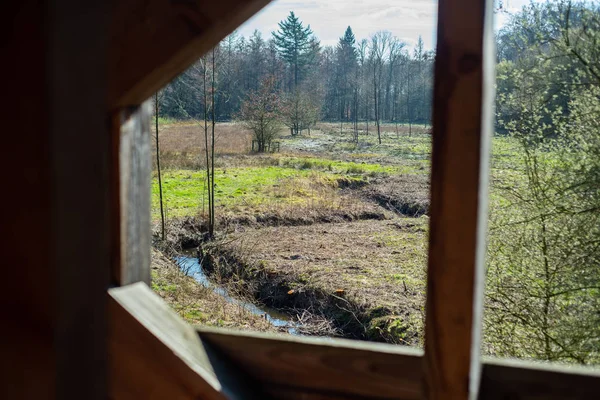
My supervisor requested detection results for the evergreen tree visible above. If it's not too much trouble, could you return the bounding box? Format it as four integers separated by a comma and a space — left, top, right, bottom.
248, 30, 267, 91
338, 26, 357, 65
272, 11, 318, 89
336, 26, 358, 121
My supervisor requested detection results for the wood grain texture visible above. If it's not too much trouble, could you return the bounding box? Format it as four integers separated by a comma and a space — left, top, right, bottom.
109, 286, 600, 400
109, 283, 265, 400
1, 1, 110, 398
480, 358, 600, 399
109, 0, 271, 108
115, 104, 152, 285
424, 0, 494, 398
199, 327, 423, 400
1, 6, 54, 397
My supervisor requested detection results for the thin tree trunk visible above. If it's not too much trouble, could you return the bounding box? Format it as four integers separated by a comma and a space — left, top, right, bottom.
353, 85, 359, 144
540, 214, 552, 361
406, 66, 412, 137
210, 47, 216, 238
154, 92, 165, 240
374, 66, 381, 144
202, 56, 212, 238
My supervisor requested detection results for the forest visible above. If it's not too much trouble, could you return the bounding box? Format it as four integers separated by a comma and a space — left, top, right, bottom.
151, 0, 600, 366
158, 12, 433, 139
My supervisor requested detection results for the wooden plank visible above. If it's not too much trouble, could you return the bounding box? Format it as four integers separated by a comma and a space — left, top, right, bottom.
114, 104, 152, 286
199, 327, 423, 400
480, 358, 600, 399
50, 2, 111, 396
109, 284, 600, 400
263, 386, 391, 400
423, 0, 494, 398
109, 0, 272, 108
109, 283, 265, 400
2, 4, 54, 397
2, 1, 110, 398
111, 110, 123, 285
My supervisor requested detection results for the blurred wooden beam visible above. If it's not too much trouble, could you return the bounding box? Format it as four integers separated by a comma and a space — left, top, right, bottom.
108, 0, 271, 109
480, 358, 600, 399
109, 286, 600, 400
199, 327, 423, 400
109, 283, 264, 399
423, 0, 495, 398
2, 1, 110, 398
111, 104, 152, 286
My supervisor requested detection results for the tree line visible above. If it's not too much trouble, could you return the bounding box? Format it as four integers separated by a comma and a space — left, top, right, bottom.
158, 11, 434, 137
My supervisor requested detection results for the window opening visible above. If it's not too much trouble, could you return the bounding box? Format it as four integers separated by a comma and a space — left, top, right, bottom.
150, 0, 437, 348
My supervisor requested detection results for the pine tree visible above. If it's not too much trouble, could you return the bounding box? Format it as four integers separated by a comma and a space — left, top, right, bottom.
336, 26, 358, 123
338, 27, 357, 66
272, 11, 318, 89
248, 30, 267, 91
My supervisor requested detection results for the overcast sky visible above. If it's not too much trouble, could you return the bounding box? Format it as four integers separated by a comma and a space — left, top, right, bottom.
237, 0, 534, 50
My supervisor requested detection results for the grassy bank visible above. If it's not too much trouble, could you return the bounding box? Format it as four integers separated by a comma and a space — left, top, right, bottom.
151, 247, 276, 332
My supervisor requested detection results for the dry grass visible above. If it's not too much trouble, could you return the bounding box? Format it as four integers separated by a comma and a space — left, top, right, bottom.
315, 122, 431, 137
154, 121, 253, 154
151, 247, 275, 331
153, 121, 256, 169
218, 218, 428, 345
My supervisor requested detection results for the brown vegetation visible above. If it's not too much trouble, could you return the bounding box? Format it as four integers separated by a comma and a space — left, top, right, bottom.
203, 219, 428, 345
151, 247, 276, 331
152, 121, 254, 169
151, 119, 433, 345
362, 174, 430, 217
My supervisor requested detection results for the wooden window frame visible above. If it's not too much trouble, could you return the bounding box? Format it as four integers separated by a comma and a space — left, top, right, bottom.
105, 0, 600, 399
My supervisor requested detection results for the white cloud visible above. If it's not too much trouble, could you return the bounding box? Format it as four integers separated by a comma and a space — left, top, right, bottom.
238, 0, 438, 50
237, 0, 541, 51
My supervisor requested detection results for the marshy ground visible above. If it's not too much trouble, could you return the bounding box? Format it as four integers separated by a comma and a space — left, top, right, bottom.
151, 120, 437, 344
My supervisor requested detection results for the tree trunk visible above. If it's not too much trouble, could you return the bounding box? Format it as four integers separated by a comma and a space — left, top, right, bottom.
210, 47, 216, 238
154, 92, 166, 240
374, 66, 381, 144
202, 56, 212, 237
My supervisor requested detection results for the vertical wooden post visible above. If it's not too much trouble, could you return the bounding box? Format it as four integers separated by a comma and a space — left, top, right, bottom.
112, 103, 152, 286
423, 0, 494, 398
2, 1, 109, 398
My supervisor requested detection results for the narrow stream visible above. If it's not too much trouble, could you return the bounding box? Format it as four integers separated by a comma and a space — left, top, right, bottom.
175, 256, 298, 334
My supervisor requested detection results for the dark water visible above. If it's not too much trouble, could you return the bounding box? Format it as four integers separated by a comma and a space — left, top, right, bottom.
175, 256, 298, 334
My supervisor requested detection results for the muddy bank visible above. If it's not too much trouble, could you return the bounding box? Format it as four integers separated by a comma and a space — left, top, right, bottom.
150, 248, 276, 332
155, 193, 428, 345
200, 242, 421, 344
362, 175, 430, 217
220, 208, 387, 229
176, 255, 298, 334
193, 218, 427, 345
158, 209, 390, 253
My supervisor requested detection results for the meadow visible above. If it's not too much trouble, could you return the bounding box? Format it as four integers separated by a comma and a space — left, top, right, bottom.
150, 120, 535, 349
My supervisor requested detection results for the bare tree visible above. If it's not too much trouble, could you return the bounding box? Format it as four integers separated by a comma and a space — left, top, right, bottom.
154, 90, 166, 240
201, 53, 215, 239
209, 47, 217, 238
370, 31, 392, 144
238, 76, 281, 152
